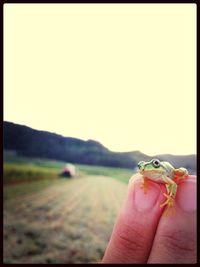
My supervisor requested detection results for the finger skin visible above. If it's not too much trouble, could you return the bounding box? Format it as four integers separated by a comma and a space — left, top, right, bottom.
102, 174, 166, 263
148, 176, 197, 264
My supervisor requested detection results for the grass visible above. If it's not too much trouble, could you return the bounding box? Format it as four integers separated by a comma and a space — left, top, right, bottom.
4, 179, 64, 200
4, 153, 66, 168
4, 154, 134, 188
4, 154, 135, 263
3, 162, 59, 184
4, 174, 127, 263
76, 164, 134, 184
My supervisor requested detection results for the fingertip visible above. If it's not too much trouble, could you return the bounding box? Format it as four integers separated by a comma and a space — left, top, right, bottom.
148, 176, 197, 263
128, 173, 143, 189
188, 175, 196, 180
102, 174, 166, 263
176, 177, 196, 213
133, 181, 163, 212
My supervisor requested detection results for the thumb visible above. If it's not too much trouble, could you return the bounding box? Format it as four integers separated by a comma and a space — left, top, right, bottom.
102, 174, 166, 263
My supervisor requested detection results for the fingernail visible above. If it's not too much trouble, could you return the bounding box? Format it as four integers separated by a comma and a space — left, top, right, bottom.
177, 180, 196, 212
134, 180, 161, 212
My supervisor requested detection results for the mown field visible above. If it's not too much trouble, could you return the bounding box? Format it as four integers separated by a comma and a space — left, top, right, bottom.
3, 155, 134, 263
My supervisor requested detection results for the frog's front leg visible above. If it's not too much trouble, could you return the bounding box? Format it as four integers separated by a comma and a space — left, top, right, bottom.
160, 176, 177, 215
173, 167, 188, 184
140, 177, 149, 194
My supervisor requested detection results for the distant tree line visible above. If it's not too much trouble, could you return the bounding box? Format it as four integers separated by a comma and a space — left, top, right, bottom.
3, 122, 196, 174
3, 122, 137, 169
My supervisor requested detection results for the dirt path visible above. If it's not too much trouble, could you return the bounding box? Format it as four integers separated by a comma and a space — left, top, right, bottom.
4, 176, 127, 263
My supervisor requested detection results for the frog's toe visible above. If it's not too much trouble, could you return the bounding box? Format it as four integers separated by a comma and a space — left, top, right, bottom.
164, 204, 176, 216
160, 200, 168, 208
160, 193, 176, 216
140, 183, 148, 194
140, 178, 149, 194
160, 193, 174, 208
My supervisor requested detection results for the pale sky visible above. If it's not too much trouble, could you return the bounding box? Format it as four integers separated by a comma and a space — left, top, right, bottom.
4, 4, 196, 156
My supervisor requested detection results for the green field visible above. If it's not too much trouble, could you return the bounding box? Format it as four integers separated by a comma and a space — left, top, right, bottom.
4, 155, 135, 263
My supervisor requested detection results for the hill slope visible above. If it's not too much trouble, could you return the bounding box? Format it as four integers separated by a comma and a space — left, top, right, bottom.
3, 121, 137, 169
3, 121, 196, 173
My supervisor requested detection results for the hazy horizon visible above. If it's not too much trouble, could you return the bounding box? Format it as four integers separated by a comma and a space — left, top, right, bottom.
4, 4, 196, 156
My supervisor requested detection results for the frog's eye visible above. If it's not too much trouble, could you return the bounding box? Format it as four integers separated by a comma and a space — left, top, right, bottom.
152, 159, 160, 168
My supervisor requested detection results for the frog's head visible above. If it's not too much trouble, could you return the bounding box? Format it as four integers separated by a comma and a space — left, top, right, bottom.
138, 159, 174, 179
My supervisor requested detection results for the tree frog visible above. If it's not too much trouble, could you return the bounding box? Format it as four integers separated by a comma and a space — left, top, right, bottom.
137, 159, 188, 213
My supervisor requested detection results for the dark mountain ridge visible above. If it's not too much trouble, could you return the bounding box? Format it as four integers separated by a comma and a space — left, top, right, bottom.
3, 121, 196, 173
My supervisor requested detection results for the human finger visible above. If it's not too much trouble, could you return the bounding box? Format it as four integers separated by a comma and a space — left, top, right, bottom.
148, 176, 197, 263
102, 174, 166, 263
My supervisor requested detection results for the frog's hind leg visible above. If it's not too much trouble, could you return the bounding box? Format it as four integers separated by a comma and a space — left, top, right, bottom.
160, 177, 177, 216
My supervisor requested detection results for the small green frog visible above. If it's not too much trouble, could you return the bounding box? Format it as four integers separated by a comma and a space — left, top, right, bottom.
137, 159, 188, 213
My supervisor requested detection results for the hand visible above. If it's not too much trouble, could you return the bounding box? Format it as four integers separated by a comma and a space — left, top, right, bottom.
102, 174, 196, 263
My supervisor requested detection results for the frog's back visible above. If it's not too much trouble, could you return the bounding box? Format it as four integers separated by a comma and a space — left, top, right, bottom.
160, 161, 174, 179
